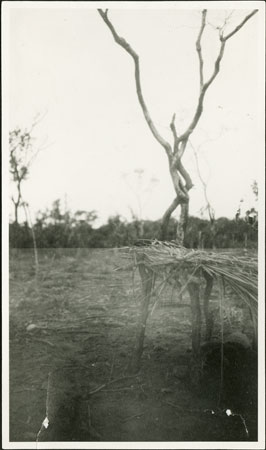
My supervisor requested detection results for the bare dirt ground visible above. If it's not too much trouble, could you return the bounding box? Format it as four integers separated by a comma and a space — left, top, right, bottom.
9, 248, 257, 443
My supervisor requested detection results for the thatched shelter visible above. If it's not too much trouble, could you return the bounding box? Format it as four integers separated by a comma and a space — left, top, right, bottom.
121, 240, 258, 383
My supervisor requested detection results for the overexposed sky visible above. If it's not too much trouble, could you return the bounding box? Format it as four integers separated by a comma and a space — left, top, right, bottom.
5, 1, 264, 225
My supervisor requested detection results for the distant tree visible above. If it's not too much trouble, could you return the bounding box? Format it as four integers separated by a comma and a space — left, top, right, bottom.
246, 180, 258, 227
235, 181, 258, 248
34, 200, 97, 247
9, 128, 32, 224
9, 117, 47, 271
101, 215, 128, 247
251, 180, 258, 200
9, 114, 47, 224
184, 216, 211, 249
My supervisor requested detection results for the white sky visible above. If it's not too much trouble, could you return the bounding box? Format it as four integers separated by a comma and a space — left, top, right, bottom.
4, 1, 265, 225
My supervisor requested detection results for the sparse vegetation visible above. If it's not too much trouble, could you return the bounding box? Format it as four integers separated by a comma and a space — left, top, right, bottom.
10, 248, 257, 442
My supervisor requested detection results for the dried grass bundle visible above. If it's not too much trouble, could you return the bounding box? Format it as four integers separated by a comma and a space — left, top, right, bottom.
122, 240, 258, 317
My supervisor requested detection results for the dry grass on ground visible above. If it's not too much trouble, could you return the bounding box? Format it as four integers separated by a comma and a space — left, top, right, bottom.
9, 248, 257, 442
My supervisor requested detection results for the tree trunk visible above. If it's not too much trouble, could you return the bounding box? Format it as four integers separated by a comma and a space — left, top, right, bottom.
160, 197, 180, 241
138, 220, 144, 238
14, 201, 19, 224
244, 232, 248, 249
23, 203, 39, 276
176, 202, 189, 245
210, 219, 216, 249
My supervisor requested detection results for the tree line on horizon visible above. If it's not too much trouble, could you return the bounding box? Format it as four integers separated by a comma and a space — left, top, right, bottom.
9, 198, 257, 250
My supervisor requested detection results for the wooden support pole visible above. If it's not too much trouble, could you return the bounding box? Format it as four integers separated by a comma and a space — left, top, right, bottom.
202, 271, 214, 341
187, 278, 202, 387
128, 255, 154, 373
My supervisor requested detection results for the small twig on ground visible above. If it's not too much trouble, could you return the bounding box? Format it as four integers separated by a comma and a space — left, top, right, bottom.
40, 252, 56, 283
218, 276, 225, 407
140, 384, 146, 394
73, 295, 92, 302
74, 315, 108, 322
87, 402, 102, 440
88, 404, 92, 428
14, 387, 46, 393
108, 352, 115, 382
225, 409, 249, 437
164, 401, 203, 415
82, 334, 103, 342
101, 387, 133, 392
121, 411, 146, 423
89, 375, 138, 396
163, 400, 184, 411
28, 338, 55, 348
17, 419, 32, 428
55, 329, 103, 334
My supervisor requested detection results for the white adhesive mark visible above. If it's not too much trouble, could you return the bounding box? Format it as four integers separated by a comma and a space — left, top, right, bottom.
225, 409, 249, 437
204, 409, 215, 415
43, 417, 49, 429
26, 324, 38, 331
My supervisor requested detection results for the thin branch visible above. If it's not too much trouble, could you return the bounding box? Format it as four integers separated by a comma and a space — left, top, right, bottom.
178, 40, 225, 142
179, 9, 257, 142
190, 140, 215, 222
89, 375, 138, 396
29, 109, 48, 132
203, 40, 226, 90
221, 9, 258, 41
196, 9, 207, 88
98, 9, 172, 157
121, 411, 146, 423
170, 113, 179, 146
22, 202, 39, 273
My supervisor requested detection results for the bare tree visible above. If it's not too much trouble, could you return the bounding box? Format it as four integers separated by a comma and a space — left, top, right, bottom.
9, 114, 47, 223
9, 128, 32, 224
98, 8, 257, 244
98, 9, 258, 375
9, 114, 48, 275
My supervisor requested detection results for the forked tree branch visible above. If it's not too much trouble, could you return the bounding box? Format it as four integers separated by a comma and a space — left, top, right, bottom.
98, 9, 172, 157
170, 113, 179, 145
221, 9, 258, 41
178, 8, 258, 142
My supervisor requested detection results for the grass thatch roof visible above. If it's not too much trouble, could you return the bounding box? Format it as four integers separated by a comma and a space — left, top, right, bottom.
123, 240, 258, 316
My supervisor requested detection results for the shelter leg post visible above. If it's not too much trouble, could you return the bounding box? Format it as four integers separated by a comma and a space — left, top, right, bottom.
188, 280, 202, 387
127, 260, 154, 373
